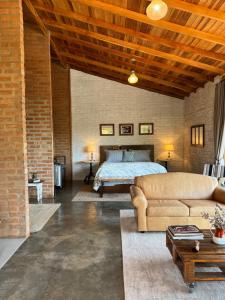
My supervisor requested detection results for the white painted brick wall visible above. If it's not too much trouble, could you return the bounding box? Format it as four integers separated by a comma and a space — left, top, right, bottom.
71, 70, 185, 180
184, 81, 216, 173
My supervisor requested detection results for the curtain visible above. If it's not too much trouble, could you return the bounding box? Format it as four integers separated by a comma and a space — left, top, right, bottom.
214, 80, 225, 165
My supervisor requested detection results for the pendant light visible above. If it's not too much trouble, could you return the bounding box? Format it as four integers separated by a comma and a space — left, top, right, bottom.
128, 70, 138, 84
146, 0, 168, 20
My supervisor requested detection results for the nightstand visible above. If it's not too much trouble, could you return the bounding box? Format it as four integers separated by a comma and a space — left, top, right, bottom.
158, 160, 170, 171
81, 160, 99, 184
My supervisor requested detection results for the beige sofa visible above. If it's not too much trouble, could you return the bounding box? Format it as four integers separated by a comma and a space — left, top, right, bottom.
130, 172, 225, 232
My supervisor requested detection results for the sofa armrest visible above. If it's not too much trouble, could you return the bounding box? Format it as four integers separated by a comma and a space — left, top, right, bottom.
213, 187, 225, 205
130, 185, 148, 232
130, 185, 147, 208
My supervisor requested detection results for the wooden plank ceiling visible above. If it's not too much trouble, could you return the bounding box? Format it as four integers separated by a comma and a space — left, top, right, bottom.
23, 0, 225, 99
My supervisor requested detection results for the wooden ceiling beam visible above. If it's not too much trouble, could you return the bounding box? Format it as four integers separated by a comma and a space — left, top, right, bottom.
22, 0, 66, 68
165, 0, 225, 23
60, 44, 199, 89
44, 19, 225, 75
76, 0, 225, 47
51, 32, 208, 82
68, 62, 183, 98
60, 51, 190, 94
34, 4, 225, 63
68, 61, 185, 99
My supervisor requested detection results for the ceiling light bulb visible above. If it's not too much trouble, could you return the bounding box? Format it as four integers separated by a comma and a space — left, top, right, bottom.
128, 70, 138, 84
153, 4, 161, 11
146, 0, 168, 20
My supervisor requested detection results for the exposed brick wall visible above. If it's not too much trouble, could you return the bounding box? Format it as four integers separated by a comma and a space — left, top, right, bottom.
24, 24, 54, 198
0, 0, 29, 237
71, 70, 185, 179
52, 62, 72, 181
184, 80, 216, 173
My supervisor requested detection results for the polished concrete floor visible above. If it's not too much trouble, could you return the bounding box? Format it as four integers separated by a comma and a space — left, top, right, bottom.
0, 182, 133, 300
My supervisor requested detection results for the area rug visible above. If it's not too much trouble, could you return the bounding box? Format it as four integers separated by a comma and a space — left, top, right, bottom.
120, 210, 225, 300
72, 185, 131, 202
29, 203, 61, 233
0, 238, 26, 270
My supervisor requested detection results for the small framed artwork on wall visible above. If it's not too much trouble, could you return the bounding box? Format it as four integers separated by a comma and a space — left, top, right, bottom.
139, 123, 154, 135
191, 124, 205, 147
100, 124, 115, 136
119, 124, 134, 136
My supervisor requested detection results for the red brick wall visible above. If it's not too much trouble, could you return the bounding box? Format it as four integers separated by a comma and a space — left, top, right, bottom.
0, 0, 29, 237
24, 24, 54, 198
52, 62, 72, 181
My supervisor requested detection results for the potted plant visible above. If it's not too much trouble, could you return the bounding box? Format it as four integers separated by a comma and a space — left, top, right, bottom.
202, 204, 225, 245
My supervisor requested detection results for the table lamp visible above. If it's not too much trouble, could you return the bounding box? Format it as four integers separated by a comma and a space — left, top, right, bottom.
165, 144, 174, 159
87, 145, 95, 161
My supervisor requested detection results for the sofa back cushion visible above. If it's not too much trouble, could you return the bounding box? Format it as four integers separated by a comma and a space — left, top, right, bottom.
135, 172, 218, 200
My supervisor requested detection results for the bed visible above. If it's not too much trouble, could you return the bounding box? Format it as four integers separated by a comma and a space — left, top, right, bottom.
93, 145, 167, 197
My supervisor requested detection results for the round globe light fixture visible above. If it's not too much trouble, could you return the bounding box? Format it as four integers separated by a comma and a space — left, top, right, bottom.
128, 70, 138, 84
146, 0, 168, 20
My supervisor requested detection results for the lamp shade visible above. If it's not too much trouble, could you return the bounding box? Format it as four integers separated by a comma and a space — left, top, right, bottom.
165, 144, 174, 151
146, 0, 168, 20
128, 70, 138, 84
87, 145, 95, 153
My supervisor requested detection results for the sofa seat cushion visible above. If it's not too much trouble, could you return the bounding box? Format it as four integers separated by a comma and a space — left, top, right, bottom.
147, 200, 189, 217
180, 199, 224, 217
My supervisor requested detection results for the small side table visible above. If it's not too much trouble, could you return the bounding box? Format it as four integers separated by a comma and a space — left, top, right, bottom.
82, 161, 99, 184
28, 181, 43, 202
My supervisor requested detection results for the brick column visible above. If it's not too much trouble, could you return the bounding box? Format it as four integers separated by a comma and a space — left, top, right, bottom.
52, 62, 72, 181
24, 24, 54, 198
0, 1, 29, 237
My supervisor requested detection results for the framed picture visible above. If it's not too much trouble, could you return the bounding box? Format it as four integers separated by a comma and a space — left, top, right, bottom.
139, 123, 154, 135
191, 124, 205, 147
100, 124, 114, 136
119, 124, 134, 136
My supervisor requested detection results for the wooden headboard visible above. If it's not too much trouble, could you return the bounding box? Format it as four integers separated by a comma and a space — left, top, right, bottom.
99, 145, 154, 164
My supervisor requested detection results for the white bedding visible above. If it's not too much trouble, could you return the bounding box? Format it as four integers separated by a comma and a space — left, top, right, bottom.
93, 161, 167, 191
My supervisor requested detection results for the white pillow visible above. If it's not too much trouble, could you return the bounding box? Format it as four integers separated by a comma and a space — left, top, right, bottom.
105, 150, 123, 162
133, 150, 151, 162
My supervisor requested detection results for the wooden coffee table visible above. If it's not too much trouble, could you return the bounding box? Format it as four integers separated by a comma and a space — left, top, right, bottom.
166, 230, 225, 293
